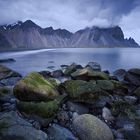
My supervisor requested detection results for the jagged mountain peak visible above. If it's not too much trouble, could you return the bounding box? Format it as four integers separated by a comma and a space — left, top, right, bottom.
0, 20, 139, 49
20, 20, 41, 30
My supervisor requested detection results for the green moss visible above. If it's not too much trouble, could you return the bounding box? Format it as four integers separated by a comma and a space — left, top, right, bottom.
17, 95, 65, 118
71, 67, 109, 80
22, 72, 55, 89
13, 72, 59, 101
18, 100, 59, 118
96, 80, 114, 91
64, 63, 79, 75
64, 80, 109, 103
47, 78, 59, 87
111, 100, 138, 120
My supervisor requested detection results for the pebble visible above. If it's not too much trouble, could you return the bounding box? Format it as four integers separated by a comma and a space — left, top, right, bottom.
102, 107, 114, 121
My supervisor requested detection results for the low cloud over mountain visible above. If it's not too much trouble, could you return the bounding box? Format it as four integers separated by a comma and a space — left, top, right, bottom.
0, 0, 140, 44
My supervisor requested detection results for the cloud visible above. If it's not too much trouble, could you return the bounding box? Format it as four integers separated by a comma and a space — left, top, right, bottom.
0, 0, 140, 43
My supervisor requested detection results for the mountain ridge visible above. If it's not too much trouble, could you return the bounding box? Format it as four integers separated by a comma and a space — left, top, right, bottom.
0, 20, 139, 50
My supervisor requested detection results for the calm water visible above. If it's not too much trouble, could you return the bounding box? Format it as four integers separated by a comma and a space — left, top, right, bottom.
0, 48, 140, 76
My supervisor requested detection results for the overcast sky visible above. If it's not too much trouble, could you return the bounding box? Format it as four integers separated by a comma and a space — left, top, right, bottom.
0, 0, 140, 44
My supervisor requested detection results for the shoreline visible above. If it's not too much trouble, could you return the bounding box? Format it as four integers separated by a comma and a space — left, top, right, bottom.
1, 46, 140, 53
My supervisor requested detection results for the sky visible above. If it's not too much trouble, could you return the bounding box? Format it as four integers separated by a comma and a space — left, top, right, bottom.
0, 0, 140, 44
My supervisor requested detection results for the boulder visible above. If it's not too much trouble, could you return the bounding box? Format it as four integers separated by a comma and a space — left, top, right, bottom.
64, 63, 82, 76
86, 62, 101, 71
0, 111, 48, 140
64, 80, 109, 103
124, 72, 140, 86
71, 67, 109, 80
111, 80, 128, 95
128, 68, 140, 76
17, 96, 64, 118
47, 123, 78, 140
51, 70, 64, 78
97, 80, 114, 91
13, 72, 59, 101
39, 70, 52, 79
113, 69, 126, 81
73, 114, 114, 140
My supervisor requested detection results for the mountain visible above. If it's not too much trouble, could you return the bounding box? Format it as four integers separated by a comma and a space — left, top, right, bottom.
0, 20, 139, 50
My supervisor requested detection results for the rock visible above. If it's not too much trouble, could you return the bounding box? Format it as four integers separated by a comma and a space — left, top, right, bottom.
0, 65, 21, 80
71, 67, 109, 80
133, 87, 140, 98
95, 96, 111, 108
47, 123, 78, 140
47, 78, 60, 87
112, 129, 124, 139
17, 96, 64, 118
0, 58, 15, 63
124, 72, 140, 86
72, 112, 79, 120
13, 72, 59, 101
124, 96, 137, 104
39, 70, 52, 79
0, 111, 48, 140
64, 63, 82, 76
110, 100, 137, 120
97, 80, 114, 91
64, 80, 109, 103
86, 62, 101, 71
0, 86, 12, 95
67, 101, 89, 114
0, 86, 15, 104
73, 114, 114, 140
113, 69, 126, 81
111, 80, 128, 95
122, 121, 140, 140
52, 70, 64, 78
128, 68, 140, 76
102, 107, 114, 121
60, 64, 68, 68
0, 77, 21, 86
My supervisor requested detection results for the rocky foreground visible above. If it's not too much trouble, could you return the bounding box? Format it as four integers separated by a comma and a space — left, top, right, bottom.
0, 62, 140, 140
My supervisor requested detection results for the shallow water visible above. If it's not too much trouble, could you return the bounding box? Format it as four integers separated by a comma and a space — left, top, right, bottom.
0, 48, 140, 76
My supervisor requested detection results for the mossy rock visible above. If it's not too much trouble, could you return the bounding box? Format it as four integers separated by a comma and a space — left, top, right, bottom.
13, 72, 59, 101
111, 80, 128, 95
111, 100, 138, 120
17, 95, 65, 118
64, 63, 82, 76
63, 80, 109, 103
47, 78, 60, 87
96, 80, 114, 91
71, 67, 109, 80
